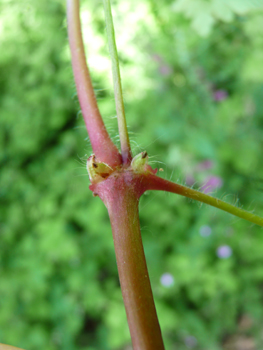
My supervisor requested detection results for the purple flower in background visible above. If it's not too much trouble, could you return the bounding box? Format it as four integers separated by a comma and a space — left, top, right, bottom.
217, 245, 232, 259
213, 89, 228, 102
159, 64, 172, 76
196, 159, 214, 171
200, 175, 223, 193
152, 53, 172, 76
199, 225, 212, 237
160, 273, 174, 287
152, 53, 162, 63
184, 335, 197, 348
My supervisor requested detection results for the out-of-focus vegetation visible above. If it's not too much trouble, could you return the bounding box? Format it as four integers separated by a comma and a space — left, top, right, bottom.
1, 0, 263, 349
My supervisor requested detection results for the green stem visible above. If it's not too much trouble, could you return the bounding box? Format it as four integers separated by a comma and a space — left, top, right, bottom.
143, 174, 263, 227
103, 0, 132, 165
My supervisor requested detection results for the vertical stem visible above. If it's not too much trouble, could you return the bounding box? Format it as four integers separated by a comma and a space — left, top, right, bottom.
103, 0, 132, 165
109, 197, 164, 349
95, 174, 165, 349
67, 0, 122, 168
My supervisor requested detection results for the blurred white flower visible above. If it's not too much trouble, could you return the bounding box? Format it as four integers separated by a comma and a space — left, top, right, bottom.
160, 273, 174, 287
199, 225, 212, 237
184, 335, 197, 348
217, 245, 232, 259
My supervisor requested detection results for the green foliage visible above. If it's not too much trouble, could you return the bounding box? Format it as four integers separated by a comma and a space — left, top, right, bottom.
1, 0, 263, 349
173, 0, 263, 36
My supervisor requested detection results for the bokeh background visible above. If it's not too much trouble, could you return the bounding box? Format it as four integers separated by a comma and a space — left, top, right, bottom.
1, 0, 263, 349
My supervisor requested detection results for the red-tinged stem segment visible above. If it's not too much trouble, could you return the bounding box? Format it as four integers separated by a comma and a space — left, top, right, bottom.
91, 172, 165, 350
142, 174, 263, 227
67, 0, 122, 168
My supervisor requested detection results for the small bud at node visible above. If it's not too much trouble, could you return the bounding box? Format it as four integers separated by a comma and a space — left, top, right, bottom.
87, 154, 113, 183
131, 151, 149, 172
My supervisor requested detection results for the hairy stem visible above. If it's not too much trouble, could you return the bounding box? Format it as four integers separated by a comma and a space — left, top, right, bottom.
93, 173, 165, 349
0, 345, 24, 350
143, 174, 263, 227
67, 0, 122, 167
103, 0, 132, 165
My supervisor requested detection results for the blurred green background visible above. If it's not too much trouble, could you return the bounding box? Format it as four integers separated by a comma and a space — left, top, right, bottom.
1, 0, 263, 349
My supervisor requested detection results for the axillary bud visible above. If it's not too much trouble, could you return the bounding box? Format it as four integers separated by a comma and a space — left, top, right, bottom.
131, 151, 149, 172
87, 155, 114, 183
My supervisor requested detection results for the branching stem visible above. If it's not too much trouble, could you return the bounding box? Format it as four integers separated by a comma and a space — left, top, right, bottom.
143, 174, 263, 227
103, 0, 132, 165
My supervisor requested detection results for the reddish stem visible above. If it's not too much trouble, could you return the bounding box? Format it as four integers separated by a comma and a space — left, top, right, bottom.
67, 0, 122, 168
91, 171, 165, 349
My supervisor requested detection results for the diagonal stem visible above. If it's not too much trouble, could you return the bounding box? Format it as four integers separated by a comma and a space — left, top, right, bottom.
143, 174, 263, 227
67, 0, 122, 168
0, 345, 25, 350
103, 0, 132, 165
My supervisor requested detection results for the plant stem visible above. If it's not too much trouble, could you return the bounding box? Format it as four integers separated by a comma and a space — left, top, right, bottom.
143, 174, 263, 227
92, 172, 165, 349
67, 0, 122, 168
103, 0, 132, 165
0, 345, 25, 350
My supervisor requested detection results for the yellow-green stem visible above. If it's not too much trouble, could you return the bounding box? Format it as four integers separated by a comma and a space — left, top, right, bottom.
103, 0, 132, 164
144, 174, 263, 227
0, 345, 25, 350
